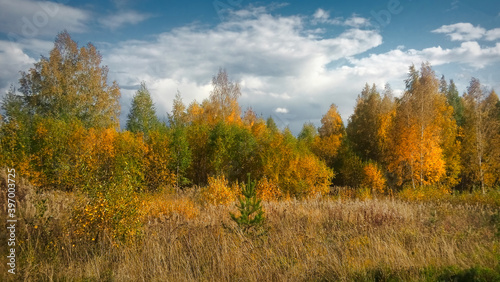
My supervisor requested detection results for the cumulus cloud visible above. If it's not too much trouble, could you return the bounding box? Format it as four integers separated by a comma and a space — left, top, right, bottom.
343, 16, 371, 28
100, 11, 500, 132
345, 41, 500, 77
101, 7, 383, 130
431, 23, 500, 42
104, 7, 382, 87
2, 4, 499, 133
0, 38, 55, 95
485, 28, 500, 41
0, 0, 89, 37
99, 10, 153, 30
312, 8, 333, 24
432, 23, 485, 41
312, 8, 370, 27
275, 107, 289, 114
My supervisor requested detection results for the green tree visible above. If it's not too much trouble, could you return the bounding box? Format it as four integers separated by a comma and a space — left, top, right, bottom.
447, 79, 465, 127
185, 101, 211, 185
439, 76, 463, 188
462, 79, 500, 192
334, 140, 365, 188
266, 116, 279, 134
230, 174, 265, 233
18, 31, 120, 129
0, 88, 33, 169
347, 83, 382, 162
298, 122, 317, 147
207, 122, 258, 182
126, 82, 160, 135
168, 91, 192, 187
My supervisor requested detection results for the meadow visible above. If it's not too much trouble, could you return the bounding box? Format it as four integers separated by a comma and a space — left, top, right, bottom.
1, 173, 499, 281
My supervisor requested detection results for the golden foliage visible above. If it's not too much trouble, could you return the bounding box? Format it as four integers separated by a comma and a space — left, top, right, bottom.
388, 64, 450, 187
313, 104, 344, 167
398, 185, 452, 202
362, 163, 386, 195
21, 31, 121, 129
140, 195, 199, 221
71, 184, 142, 246
256, 177, 283, 201
144, 131, 176, 191
259, 130, 334, 198
201, 175, 239, 205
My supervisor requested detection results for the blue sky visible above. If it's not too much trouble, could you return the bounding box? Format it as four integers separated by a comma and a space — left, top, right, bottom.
1, 0, 500, 133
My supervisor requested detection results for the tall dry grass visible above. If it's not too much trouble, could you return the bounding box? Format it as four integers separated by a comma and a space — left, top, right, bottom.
1, 173, 499, 281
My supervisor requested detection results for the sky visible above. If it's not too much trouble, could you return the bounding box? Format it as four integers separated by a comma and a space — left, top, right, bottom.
1, 0, 500, 134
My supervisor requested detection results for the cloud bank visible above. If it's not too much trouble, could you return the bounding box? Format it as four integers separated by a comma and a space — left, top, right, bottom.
1, 4, 499, 133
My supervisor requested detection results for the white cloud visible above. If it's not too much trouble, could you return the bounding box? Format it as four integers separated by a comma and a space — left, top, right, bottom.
485, 28, 500, 41
313, 8, 331, 23
99, 10, 153, 30
0, 40, 37, 95
275, 107, 289, 114
2, 6, 499, 133
102, 7, 383, 131
0, 36, 57, 96
312, 9, 370, 27
104, 8, 382, 85
343, 16, 371, 28
432, 23, 485, 41
0, 0, 89, 37
342, 41, 500, 86
101, 10, 500, 132
432, 23, 500, 42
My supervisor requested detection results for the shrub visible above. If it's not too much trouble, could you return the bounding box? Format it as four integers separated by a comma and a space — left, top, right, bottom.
256, 177, 283, 201
201, 175, 238, 205
362, 163, 386, 195
398, 185, 451, 202
140, 195, 199, 221
71, 179, 142, 246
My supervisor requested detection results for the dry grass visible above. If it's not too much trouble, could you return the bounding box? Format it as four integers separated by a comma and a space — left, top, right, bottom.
1, 174, 499, 281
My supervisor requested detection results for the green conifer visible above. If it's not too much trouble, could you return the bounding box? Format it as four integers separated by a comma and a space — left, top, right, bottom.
230, 174, 265, 232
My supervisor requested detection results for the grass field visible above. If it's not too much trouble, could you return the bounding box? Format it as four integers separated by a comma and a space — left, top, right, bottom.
1, 178, 499, 281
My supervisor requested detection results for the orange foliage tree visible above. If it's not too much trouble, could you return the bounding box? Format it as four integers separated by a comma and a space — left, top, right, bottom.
312, 104, 344, 168
388, 64, 454, 188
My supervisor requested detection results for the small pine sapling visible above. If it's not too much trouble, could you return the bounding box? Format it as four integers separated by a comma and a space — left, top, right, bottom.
230, 174, 265, 233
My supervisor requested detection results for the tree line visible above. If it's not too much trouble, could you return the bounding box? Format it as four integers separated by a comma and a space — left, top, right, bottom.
1, 31, 499, 198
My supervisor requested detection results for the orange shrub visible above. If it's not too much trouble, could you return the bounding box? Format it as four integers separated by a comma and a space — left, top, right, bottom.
260, 132, 334, 198
362, 163, 386, 195
201, 175, 238, 205
256, 177, 283, 201
140, 196, 199, 221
